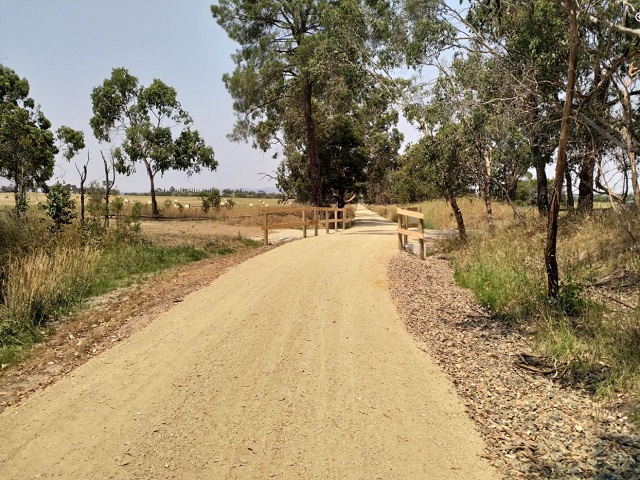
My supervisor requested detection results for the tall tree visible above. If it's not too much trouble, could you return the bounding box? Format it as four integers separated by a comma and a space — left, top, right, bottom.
90, 68, 217, 215
0, 65, 58, 212
212, 0, 330, 206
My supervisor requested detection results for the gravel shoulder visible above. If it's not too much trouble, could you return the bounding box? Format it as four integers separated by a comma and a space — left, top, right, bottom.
389, 251, 640, 479
0, 207, 497, 479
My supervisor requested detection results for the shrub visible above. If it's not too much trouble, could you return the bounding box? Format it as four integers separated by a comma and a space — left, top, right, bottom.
43, 183, 76, 231
200, 189, 221, 212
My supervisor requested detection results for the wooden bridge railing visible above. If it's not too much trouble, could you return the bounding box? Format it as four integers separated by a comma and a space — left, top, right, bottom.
262, 207, 355, 245
397, 207, 425, 260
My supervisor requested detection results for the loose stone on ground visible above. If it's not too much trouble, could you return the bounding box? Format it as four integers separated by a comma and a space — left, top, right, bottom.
388, 251, 640, 479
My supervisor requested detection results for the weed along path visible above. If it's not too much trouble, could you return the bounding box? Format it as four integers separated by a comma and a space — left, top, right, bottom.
0, 207, 497, 479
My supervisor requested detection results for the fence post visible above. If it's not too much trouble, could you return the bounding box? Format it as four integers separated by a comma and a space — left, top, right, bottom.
397, 214, 403, 250
402, 215, 407, 245
419, 217, 425, 260
325, 210, 330, 234
264, 212, 269, 246
314, 209, 318, 236
334, 208, 339, 231
302, 209, 307, 238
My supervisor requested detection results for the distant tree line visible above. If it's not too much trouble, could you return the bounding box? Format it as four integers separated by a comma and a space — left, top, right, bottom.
122, 187, 281, 199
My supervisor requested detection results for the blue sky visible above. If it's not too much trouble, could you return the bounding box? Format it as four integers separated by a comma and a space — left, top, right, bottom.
0, 0, 285, 192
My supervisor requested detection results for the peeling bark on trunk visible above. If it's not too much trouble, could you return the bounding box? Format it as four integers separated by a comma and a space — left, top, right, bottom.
577, 147, 595, 212
565, 168, 574, 211
545, 0, 578, 299
482, 149, 495, 233
621, 72, 640, 206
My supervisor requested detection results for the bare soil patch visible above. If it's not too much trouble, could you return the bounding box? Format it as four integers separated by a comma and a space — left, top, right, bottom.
140, 220, 263, 246
389, 251, 640, 479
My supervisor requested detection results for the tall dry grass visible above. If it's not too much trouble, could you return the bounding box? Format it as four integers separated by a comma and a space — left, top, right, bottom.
369, 198, 533, 231
1, 247, 99, 329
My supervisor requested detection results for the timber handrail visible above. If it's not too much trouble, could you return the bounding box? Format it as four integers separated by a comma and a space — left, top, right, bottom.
262, 206, 355, 245
397, 208, 425, 260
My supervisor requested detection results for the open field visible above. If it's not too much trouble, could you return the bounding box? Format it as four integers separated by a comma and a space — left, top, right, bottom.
0, 193, 277, 209
0, 193, 285, 227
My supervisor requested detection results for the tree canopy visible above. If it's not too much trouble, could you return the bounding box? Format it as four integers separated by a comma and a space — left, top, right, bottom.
90, 68, 217, 215
0, 65, 58, 212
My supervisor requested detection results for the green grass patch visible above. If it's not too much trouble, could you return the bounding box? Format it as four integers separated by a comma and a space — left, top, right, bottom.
89, 244, 208, 296
449, 206, 640, 406
203, 235, 261, 256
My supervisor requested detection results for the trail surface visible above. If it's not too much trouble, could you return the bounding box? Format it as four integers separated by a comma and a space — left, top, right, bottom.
0, 207, 498, 479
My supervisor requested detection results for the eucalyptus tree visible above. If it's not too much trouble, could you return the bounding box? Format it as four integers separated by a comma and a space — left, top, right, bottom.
90, 68, 217, 215
55, 126, 85, 162
0, 65, 58, 212
277, 114, 369, 206
211, 0, 329, 206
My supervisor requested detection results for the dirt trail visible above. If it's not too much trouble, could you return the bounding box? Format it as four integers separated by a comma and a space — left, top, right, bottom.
0, 207, 498, 479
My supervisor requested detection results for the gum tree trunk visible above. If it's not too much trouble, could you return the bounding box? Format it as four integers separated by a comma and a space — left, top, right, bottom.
545, 0, 578, 299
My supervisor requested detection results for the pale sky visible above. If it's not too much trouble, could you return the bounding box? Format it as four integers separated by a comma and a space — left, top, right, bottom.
0, 0, 285, 192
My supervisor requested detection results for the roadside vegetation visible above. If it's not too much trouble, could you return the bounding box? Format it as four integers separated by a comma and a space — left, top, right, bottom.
0, 200, 260, 367
374, 199, 640, 410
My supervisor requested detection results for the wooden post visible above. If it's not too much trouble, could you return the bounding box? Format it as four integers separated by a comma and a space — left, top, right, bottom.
264, 212, 269, 246
397, 215, 403, 251
302, 209, 307, 238
419, 217, 425, 260
334, 208, 339, 231
404, 218, 408, 245
325, 210, 330, 234
314, 209, 318, 236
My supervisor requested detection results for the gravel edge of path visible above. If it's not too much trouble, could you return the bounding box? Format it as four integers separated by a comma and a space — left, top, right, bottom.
388, 251, 640, 480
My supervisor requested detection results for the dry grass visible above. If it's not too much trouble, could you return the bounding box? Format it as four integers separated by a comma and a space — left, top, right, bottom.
369, 198, 533, 231
1, 247, 99, 328
452, 207, 640, 403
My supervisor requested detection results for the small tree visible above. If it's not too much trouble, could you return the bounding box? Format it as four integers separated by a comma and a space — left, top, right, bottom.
199, 189, 221, 212
100, 151, 117, 227
90, 68, 217, 216
75, 152, 90, 227
44, 183, 76, 232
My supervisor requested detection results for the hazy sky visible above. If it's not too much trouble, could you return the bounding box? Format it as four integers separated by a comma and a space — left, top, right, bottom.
0, 0, 290, 192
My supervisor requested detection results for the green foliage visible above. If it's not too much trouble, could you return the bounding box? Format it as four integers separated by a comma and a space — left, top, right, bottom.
451, 206, 640, 399
55, 126, 85, 161
212, 0, 397, 205
44, 183, 76, 231
454, 233, 543, 321
199, 189, 221, 212
0, 65, 57, 210
90, 68, 217, 214
89, 244, 207, 297
203, 234, 260, 256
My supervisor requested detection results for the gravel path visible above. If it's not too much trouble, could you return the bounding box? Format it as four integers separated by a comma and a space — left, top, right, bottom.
0, 207, 497, 479
389, 252, 640, 479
